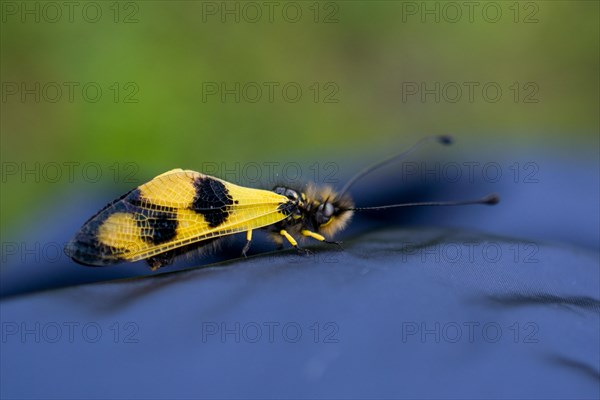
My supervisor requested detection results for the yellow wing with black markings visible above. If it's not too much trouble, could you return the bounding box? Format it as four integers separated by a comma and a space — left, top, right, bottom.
64, 169, 291, 266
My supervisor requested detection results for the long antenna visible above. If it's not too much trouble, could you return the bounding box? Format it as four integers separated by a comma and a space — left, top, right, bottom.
347, 193, 500, 211
339, 135, 453, 196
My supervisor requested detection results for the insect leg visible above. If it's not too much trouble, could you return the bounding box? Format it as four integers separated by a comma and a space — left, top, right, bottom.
241, 230, 253, 257
301, 229, 343, 249
301, 229, 326, 242
279, 229, 312, 255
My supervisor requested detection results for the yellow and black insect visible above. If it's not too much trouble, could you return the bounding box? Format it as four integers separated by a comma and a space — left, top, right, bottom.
65, 136, 499, 270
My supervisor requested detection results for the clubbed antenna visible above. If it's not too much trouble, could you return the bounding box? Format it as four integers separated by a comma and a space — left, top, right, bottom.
339, 135, 453, 196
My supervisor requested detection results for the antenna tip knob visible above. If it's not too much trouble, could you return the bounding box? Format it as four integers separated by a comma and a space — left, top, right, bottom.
437, 135, 454, 145
483, 193, 500, 205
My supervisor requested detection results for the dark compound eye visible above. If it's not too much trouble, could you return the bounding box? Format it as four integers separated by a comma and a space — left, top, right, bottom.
316, 202, 335, 225
323, 202, 334, 218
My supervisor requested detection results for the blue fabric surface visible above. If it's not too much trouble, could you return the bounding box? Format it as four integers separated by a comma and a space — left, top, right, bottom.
1, 227, 598, 399
1, 147, 599, 398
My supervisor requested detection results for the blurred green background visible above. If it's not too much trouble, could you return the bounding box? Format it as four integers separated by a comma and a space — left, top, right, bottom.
1, 0, 598, 242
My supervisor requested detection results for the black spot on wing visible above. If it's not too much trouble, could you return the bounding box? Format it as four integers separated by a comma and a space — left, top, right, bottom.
64, 236, 123, 267
136, 210, 178, 245
65, 188, 143, 266
81, 188, 141, 226
128, 195, 177, 213
191, 177, 234, 227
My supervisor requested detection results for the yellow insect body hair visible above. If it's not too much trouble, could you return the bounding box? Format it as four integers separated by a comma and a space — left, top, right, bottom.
271, 183, 354, 241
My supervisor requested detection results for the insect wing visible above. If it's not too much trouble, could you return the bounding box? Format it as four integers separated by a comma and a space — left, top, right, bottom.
65, 169, 290, 265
